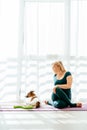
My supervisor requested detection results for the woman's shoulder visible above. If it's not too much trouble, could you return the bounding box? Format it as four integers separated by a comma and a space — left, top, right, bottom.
65, 71, 72, 77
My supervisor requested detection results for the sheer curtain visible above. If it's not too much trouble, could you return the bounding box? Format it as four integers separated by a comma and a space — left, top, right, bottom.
0, 0, 20, 102
0, 0, 87, 103
23, 1, 65, 101
70, 0, 87, 102
24, 0, 87, 103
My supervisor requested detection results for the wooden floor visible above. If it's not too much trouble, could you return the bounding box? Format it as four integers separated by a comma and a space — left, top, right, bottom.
0, 111, 87, 130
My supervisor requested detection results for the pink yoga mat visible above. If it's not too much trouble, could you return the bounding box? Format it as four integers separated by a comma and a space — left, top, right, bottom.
0, 103, 87, 111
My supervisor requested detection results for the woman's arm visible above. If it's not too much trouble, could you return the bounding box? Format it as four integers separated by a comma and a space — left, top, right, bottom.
53, 75, 73, 93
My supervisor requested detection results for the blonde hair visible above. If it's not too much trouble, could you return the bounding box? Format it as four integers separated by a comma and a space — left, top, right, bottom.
52, 61, 66, 72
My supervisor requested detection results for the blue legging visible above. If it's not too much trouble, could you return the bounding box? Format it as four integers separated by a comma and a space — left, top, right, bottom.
48, 88, 77, 109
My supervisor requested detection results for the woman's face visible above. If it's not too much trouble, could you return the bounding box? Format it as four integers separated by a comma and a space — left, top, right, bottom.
52, 64, 60, 74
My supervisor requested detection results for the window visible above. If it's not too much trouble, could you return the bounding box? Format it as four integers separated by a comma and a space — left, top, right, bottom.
24, 1, 65, 56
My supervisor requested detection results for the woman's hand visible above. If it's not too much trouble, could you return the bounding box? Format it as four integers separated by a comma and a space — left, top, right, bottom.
53, 87, 57, 94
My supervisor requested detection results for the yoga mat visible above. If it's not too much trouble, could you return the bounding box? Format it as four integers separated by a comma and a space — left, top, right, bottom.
0, 103, 87, 112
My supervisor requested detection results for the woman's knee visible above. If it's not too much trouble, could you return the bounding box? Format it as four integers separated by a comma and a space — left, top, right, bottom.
51, 93, 58, 101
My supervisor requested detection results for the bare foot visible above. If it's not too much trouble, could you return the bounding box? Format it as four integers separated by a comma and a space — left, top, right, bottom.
76, 103, 82, 107
44, 101, 48, 104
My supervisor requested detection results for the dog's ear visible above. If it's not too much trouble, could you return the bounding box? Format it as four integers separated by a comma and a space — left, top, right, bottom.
26, 90, 35, 98
30, 91, 36, 96
30, 91, 35, 94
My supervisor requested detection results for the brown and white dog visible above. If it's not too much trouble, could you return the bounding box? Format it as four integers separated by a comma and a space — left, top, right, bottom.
25, 91, 40, 108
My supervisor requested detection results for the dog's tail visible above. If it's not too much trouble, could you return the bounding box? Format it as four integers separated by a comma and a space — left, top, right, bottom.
36, 101, 40, 108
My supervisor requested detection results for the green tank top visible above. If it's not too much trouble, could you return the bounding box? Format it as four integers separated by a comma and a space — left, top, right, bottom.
54, 71, 71, 85
53, 71, 72, 99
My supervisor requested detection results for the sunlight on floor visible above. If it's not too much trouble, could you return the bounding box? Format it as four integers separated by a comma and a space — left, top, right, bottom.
0, 111, 87, 130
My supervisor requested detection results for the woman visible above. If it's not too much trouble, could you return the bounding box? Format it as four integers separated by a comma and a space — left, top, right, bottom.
45, 61, 82, 109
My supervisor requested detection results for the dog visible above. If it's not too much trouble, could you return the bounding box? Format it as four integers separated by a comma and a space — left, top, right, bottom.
25, 91, 40, 108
